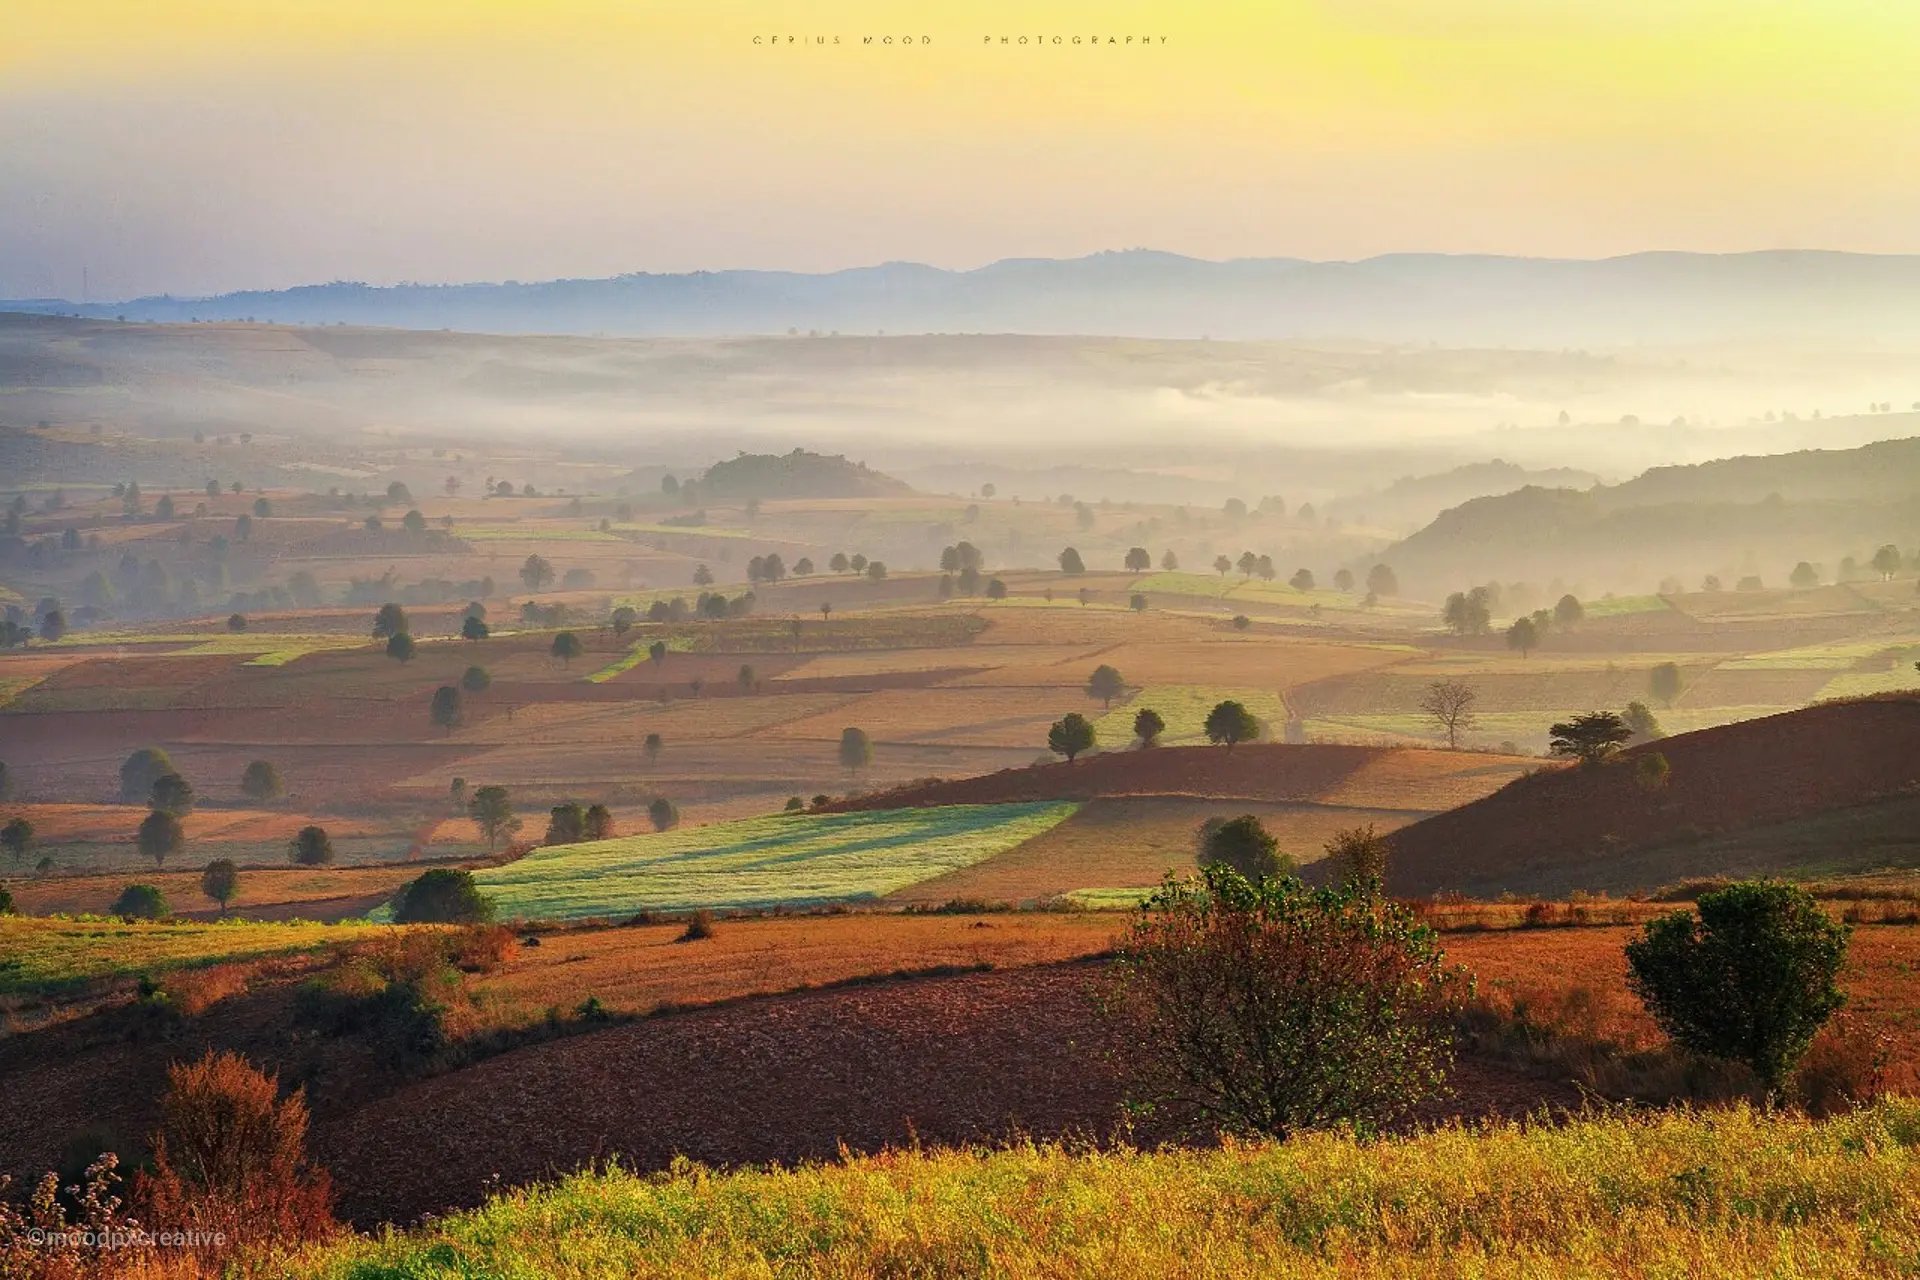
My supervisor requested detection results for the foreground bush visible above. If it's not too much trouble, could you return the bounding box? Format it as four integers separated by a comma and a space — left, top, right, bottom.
271, 1101, 1920, 1278
391, 869, 495, 924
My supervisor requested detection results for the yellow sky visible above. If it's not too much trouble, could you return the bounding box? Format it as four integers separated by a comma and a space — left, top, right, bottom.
5, 1, 1919, 297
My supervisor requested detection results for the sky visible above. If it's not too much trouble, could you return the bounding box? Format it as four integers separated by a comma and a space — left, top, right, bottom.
5, 0, 1920, 300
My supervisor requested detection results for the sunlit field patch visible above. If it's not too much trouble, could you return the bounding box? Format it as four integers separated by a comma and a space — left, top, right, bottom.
1091, 685, 1292, 746
0, 916, 386, 996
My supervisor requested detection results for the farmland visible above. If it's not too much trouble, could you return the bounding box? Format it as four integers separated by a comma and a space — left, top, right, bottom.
0, 915, 386, 997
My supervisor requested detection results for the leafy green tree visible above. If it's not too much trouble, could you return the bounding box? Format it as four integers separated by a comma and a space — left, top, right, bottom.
460, 665, 491, 695
545, 803, 588, 845
468, 785, 518, 851
829, 552, 850, 574
1789, 561, 1820, 589
385, 632, 416, 663
113, 882, 170, 920
1625, 881, 1850, 1098
392, 869, 495, 924
461, 614, 490, 641
1505, 614, 1540, 657
1198, 814, 1286, 880
119, 746, 175, 801
1553, 594, 1585, 627
1289, 568, 1314, 591
648, 797, 680, 831
227, 612, 247, 633
1213, 555, 1232, 576
1124, 546, 1151, 572
201, 859, 240, 915
1442, 588, 1492, 636
520, 554, 556, 591
1870, 544, 1902, 579
1323, 826, 1389, 894
240, 759, 283, 803
371, 603, 409, 640
1110, 864, 1468, 1138
1230, 614, 1250, 631
986, 578, 1007, 600
1650, 661, 1684, 708
550, 631, 583, 667
1058, 547, 1086, 575
738, 663, 756, 690
838, 727, 874, 774
1622, 700, 1665, 742
1237, 551, 1257, 579
1161, 550, 1179, 571
138, 810, 185, 868
289, 824, 334, 866
1086, 663, 1126, 708
1548, 711, 1633, 765
1048, 712, 1097, 762
1204, 700, 1258, 750
149, 772, 195, 817
1333, 568, 1354, 592
865, 560, 887, 582
2, 817, 33, 865
430, 685, 463, 734
649, 640, 668, 665
1130, 593, 1148, 612
611, 605, 637, 637
643, 733, 663, 766
584, 803, 614, 841
1133, 707, 1166, 746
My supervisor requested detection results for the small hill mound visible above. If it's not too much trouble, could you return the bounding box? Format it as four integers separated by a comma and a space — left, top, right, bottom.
1387, 694, 1920, 897
699, 448, 908, 500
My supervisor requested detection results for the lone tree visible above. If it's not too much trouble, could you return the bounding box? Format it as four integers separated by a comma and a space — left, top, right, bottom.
1871, 543, 1902, 579
1323, 825, 1389, 893
1203, 700, 1258, 750
200, 859, 240, 915
240, 760, 283, 803
468, 784, 519, 851
1124, 546, 1152, 572
430, 685, 463, 734
545, 803, 588, 845
2, 817, 33, 865
1789, 561, 1820, 589
1109, 864, 1469, 1139
1418, 680, 1478, 750
520, 554, 556, 591
461, 614, 490, 641
1133, 707, 1166, 747
1553, 594, 1585, 627
1057, 547, 1086, 575
1048, 712, 1097, 762
1626, 880, 1850, 1099
1649, 661, 1684, 708
1086, 663, 1126, 708
138, 809, 185, 868
838, 727, 873, 775
1213, 555, 1232, 577
648, 796, 680, 831
460, 665, 491, 695
550, 631, 583, 667
643, 732, 663, 767
648, 640, 669, 665
289, 825, 334, 867
149, 772, 196, 817
119, 746, 177, 802
113, 882, 171, 920
371, 603, 409, 640
1548, 710, 1634, 765
1198, 814, 1286, 880
611, 605, 637, 637
1505, 614, 1541, 657
1366, 564, 1399, 597
385, 632, 416, 663
392, 868, 495, 924
1622, 700, 1666, 742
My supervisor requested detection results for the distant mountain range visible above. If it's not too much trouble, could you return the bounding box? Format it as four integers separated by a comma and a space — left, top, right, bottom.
11, 250, 1920, 344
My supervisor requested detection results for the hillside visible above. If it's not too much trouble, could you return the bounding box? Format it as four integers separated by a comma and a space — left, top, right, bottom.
18, 250, 1920, 345
1385, 694, 1920, 897
1379, 435, 1920, 591
697, 449, 908, 500
1323, 458, 1603, 531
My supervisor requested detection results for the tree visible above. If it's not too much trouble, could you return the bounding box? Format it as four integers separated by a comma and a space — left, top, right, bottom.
240, 760, 283, 803
2, 817, 33, 865
1418, 680, 1477, 750
865, 560, 887, 582
1124, 546, 1152, 573
986, 578, 1007, 600
1289, 568, 1314, 591
0, 759, 10, 802
150, 772, 195, 817
385, 632, 416, 663
1231, 614, 1251, 631
693, 563, 715, 586
1553, 594, 1585, 627
371, 603, 409, 640
113, 882, 171, 919
584, 803, 614, 841
1871, 544, 1902, 580
39, 610, 67, 642
1367, 564, 1399, 598
227, 612, 248, 633
610, 605, 637, 637
1109, 864, 1468, 1139
545, 803, 587, 845
1623, 700, 1665, 742
648, 797, 680, 831
649, 640, 668, 665
461, 614, 490, 641
1649, 661, 1684, 708
1505, 615, 1541, 657
829, 552, 850, 574
1237, 551, 1257, 579
1162, 550, 1179, 571
468, 784, 518, 851
1442, 589, 1491, 636
138, 810, 185, 867
1058, 547, 1086, 575
1086, 663, 1126, 708
401, 508, 426, 535
1133, 707, 1166, 747
1203, 700, 1258, 750
459, 665, 491, 698
1048, 712, 1097, 762
550, 631, 583, 667
643, 732, 663, 766
838, 727, 874, 774
289, 825, 334, 867
1789, 561, 1820, 589
1333, 568, 1355, 592
1625, 881, 1850, 1099
392, 868, 495, 924
1199, 815, 1285, 880
201, 859, 240, 915
520, 555, 556, 591
430, 685, 463, 734
1548, 710, 1633, 765
1213, 555, 1232, 577
794, 557, 815, 576
1324, 825, 1390, 893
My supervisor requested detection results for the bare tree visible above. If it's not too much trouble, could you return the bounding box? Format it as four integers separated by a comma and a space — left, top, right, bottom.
1418, 680, 1477, 750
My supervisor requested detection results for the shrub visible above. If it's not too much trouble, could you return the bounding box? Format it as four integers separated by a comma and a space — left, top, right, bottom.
679, 908, 716, 942
1634, 752, 1671, 792
119, 745, 175, 801
1625, 880, 1851, 1097
113, 882, 170, 919
289, 824, 334, 866
1197, 814, 1287, 881
1323, 825, 1389, 892
391, 869, 495, 924
1110, 864, 1469, 1138
648, 797, 680, 832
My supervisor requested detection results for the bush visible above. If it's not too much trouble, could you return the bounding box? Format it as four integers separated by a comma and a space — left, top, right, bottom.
112, 882, 170, 919
679, 908, 716, 942
1110, 864, 1469, 1138
648, 797, 680, 832
1625, 880, 1851, 1097
1322, 825, 1389, 892
1634, 752, 1671, 792
391, 869, 496, 924
289, 824, 334, 866
1197, 814, 1288, 881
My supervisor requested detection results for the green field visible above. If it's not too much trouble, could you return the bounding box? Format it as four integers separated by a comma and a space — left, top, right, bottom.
1583, 594, 1671, 618
456, 524, 623, 542
274, 1101, 1920, 1278
613, 521, 753, 540
0, 916, 386, 997
454, 803, 1081, 920
1094, 685, 1293, 746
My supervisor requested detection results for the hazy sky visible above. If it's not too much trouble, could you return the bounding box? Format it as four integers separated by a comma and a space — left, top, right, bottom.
6, 0, 1920, 299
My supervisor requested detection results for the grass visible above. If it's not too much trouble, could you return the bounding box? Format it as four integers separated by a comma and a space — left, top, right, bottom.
0, 915, 386, 997
1092, 685, 1292, 746
1062, 886, 1150, 909
612, 521, 753, 539
274, 1100, 1920, 1278
1582, 594, 1671, 618
453, 803, 1081, 920
456, 524, 623, 542
582, 636, 696, 683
